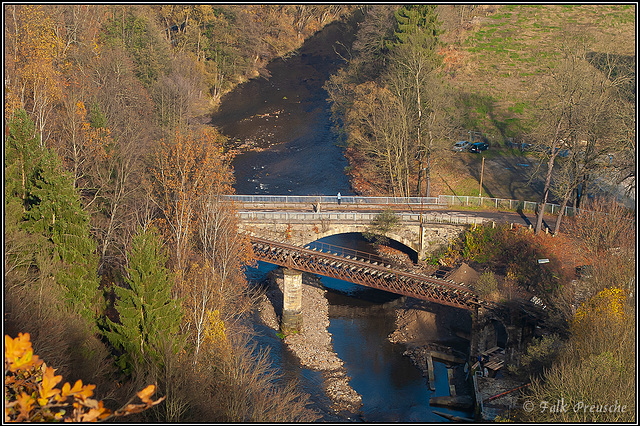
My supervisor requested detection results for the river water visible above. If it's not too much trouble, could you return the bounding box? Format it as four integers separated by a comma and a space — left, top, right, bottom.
211, 17, 472, 422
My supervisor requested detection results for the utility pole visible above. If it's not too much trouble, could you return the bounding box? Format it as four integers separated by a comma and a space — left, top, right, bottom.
420, 168, 426, 261
479, 156, 485, 198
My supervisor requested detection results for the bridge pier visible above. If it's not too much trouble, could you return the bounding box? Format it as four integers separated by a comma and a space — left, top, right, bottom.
281, 268, 303, 335
470, 307, 489, 360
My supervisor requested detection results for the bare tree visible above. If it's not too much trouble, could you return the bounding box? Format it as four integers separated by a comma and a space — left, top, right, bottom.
189, 192, 251, 363
88, 46, 156, 273
345, 82, 412, 197
530, 40, 609, 233
351, 5, 397, 79
151, 52, 208, 132
610, 95, 636, 199
385, 5, 448, 198
548, 53, 628, 234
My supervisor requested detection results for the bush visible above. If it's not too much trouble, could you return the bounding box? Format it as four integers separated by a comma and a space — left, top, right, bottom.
509, 333, 562, 380
446, 223, 566, 293
521, 288, 635, 422
363, 209, 400, 245
475, 270, 499, 298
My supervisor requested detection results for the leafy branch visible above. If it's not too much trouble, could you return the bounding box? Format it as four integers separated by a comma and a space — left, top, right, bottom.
4, 333, 165, 422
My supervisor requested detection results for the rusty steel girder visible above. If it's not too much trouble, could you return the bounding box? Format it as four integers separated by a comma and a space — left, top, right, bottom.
250, 236, 493, 311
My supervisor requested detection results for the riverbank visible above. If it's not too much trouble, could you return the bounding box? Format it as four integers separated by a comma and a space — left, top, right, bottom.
255, 264, 482, 417
257, 269, 363, 415
388, 296, 475, 411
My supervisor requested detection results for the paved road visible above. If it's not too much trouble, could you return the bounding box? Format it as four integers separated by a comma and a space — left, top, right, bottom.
432, 208, 556, 230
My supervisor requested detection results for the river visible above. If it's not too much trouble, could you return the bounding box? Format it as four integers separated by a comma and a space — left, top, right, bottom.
211, 16, 473, 422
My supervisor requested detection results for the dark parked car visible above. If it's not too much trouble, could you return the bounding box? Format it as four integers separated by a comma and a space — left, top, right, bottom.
469, 142, 489, 153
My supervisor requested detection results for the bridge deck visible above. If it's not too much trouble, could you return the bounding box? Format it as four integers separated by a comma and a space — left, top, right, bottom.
250, 236, 495, 310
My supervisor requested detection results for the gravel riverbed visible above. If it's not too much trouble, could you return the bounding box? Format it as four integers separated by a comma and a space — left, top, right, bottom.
257, 269, 363, 414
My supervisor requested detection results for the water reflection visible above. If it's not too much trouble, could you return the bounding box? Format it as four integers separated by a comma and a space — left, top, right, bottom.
326, 290, 473, 422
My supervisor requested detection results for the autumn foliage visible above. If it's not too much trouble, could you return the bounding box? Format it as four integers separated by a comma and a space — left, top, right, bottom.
4, 333, 164, 422
2, 5, 338, 422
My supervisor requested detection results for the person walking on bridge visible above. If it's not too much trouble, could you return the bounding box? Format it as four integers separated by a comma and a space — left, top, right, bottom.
337, 192, 341, 205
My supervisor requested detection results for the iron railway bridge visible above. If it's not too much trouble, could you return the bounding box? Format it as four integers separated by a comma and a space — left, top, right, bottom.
250, 236, 496, 311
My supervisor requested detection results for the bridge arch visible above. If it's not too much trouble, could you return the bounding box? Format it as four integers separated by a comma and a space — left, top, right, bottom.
309, 227, 419, 256
237, 212, 469, 261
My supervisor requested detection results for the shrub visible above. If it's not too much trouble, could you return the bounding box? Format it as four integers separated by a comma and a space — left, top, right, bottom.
521, 288, 635, 422
509, 333, 562, 379
475, 270, 499, 299
363, 209, 400, 245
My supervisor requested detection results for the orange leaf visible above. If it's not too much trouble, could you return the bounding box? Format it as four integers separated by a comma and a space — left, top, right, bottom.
122, 403, 147, 415
38, 365, 62, 404
136, 384, 156, 403
79, 401, 111, 422
4, 333, 40, 371
15, 392, 34, 421
77, 383, 96, 400
60, 380, 82, 398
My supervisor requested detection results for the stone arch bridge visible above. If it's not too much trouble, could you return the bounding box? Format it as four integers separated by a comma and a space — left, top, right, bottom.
226, 195, 510, 333
234, 206, 488, 260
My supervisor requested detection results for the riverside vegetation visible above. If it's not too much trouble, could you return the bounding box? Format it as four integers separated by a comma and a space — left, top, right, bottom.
4, 4, 635, 422
324, 5, 634, 422
4, 5, 355, 422
425, 198, 635, 422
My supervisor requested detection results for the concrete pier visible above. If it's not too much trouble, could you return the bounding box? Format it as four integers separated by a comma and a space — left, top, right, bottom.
281, 268, 303, 334
426, 352, 435, 391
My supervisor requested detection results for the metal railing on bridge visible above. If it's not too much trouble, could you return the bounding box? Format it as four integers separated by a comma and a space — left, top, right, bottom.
236, 210, 485, 225
227, 194, 440, 206
225, 194, 584, 217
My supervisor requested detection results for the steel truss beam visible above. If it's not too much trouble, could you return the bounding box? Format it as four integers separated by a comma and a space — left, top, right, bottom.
250, 236, 496, 311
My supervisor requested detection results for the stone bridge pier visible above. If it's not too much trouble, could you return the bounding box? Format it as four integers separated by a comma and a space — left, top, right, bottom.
281, 268, 303, 334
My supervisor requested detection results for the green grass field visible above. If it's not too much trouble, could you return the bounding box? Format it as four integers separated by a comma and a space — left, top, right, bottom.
433, 5, 634, 201
440, 4, 635, 143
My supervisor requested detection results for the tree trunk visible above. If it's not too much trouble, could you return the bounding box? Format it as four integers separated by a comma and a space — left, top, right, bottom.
425, 152, 431, 198
553, 194, 571, 235
535, 157, 554, 234
535, 119, 563, 233
416, 151, 423, 196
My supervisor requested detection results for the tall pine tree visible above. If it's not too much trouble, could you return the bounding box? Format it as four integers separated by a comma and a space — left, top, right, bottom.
392, 5, 441, 51
104, 226, 184, 374
387, 5, 445, 197
5, 109, 100, 321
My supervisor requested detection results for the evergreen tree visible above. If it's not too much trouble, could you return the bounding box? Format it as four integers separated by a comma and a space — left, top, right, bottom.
386, 6, 446, 197
105, 226, 184, 375
4, 109, 100, 321
392, 5, 441, 51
